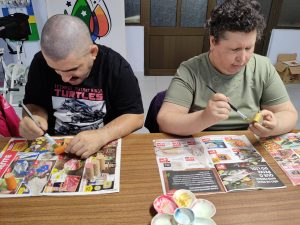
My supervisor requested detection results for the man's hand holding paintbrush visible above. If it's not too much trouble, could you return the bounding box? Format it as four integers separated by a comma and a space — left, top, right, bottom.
205, 85, 281, 137
206, 85, 249, 121
203, 91, 232, 125
19, 103, 49, 140
19, 103, 60, 149
203, 84, 247, 126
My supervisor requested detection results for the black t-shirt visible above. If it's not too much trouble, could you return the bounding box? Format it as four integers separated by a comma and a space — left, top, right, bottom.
23, 45, 144, 135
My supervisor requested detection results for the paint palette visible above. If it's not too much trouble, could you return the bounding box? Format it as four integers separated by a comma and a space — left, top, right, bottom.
152, 189, 217, 225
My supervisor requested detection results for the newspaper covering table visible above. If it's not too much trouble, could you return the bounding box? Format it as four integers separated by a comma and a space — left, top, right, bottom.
260, 132, 300, 185
0, 136, 121, 197
153, 135, 285, 195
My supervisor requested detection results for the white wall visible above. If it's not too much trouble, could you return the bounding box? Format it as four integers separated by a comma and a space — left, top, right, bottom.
267, 29, 300, 64
125, 26, 144, 75
32, 0, 47, 35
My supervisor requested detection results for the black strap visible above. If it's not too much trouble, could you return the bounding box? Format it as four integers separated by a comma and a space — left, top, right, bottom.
4, 39, 23, 55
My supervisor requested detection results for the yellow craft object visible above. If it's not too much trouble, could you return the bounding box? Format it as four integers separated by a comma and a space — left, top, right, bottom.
251, 112, 263, 124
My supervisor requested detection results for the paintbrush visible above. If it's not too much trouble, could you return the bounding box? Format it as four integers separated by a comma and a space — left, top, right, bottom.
20, 102, 57, 149
206, 85, 249, 121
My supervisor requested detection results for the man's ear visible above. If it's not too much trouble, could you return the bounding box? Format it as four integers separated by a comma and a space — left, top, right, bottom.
209, 36, 216, 50
90, 44, 98, 59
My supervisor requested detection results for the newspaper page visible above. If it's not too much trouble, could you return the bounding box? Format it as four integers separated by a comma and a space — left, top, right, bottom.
154, 138, 225, 195
0, 136, 121, 197
199, 135, 285, 192
154, 135, 285, 195
260, 133, 300, 185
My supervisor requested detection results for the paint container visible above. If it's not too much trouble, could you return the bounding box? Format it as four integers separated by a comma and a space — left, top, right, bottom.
191, 199, 216, 218
192, 217, 217, 225
97, 155, 106, 171
153, 195, 178, 214
92, 158, 101, 177
85, 163, 94, 180
151, 189, 217, 225
151, 213, 177, 225
174, 207, 195, 225
173, 189, 196, 208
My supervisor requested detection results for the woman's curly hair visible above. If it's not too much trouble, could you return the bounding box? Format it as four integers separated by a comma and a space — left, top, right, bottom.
206, 0, 265, 42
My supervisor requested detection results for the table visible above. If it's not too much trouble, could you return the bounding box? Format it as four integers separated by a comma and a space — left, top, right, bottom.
0, 131, 299, 225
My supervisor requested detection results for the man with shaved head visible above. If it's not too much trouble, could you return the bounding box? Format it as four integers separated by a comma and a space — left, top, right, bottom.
19, 15, 144, 158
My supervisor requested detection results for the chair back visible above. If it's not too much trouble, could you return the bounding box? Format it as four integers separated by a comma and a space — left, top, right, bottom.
145, 90, 166, 133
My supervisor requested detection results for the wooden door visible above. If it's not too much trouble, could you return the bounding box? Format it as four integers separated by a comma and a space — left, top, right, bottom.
144, 0, 215, 75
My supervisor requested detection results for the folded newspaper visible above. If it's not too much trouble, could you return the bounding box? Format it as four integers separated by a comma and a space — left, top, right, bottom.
153, 135, 285, 195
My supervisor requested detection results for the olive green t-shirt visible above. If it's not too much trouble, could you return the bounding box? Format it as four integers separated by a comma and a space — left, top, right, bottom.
165, 52, 290, 130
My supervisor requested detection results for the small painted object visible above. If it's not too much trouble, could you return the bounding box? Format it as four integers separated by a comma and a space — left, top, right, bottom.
92, 158, 101, 177
54, 145, 66, 155
251, 112, 263, 124
4, 173, 17, 190
85, 162, 95, 180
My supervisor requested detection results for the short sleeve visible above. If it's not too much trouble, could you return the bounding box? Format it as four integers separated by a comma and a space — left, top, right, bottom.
261, 60, 290, 106
23, 52, 49, 109
164, 64, 195, 108
107, 56, 144, 119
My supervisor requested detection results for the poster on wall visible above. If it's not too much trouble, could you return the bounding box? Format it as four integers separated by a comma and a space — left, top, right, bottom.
0, 0, 39, 41
46, 0, 126, 58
